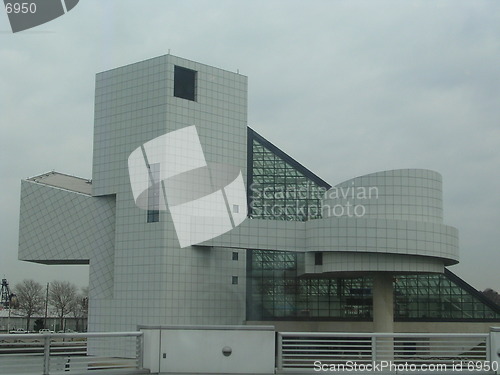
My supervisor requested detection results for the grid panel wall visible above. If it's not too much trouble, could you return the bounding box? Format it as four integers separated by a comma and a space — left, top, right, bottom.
324, 169, 444, 224
88, 55, 248, 332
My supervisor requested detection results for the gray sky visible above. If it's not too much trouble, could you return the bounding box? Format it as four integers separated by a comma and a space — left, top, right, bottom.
1, 1, 499, 292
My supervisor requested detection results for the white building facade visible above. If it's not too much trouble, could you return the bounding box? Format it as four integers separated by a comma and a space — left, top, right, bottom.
18, 55, 500, 334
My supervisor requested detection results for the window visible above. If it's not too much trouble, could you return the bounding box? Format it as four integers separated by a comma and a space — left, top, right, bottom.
247, 251, 500, 322
394, 271, 500, 320
314, 252, 323, 265
232, 252, 239, 261
247, 249, 373, 320
174, 66, 196, 101
248, 130, 328, 221
232, 276, 239, 285
147, 210, 159, 223
147, 163, 160, 223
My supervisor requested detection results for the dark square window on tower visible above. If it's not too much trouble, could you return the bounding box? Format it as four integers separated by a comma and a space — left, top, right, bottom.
174, 66, 197, 101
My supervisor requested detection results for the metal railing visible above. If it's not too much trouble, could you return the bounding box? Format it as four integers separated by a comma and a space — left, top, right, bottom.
277, 332, 493, 373
0, 332, 147, 375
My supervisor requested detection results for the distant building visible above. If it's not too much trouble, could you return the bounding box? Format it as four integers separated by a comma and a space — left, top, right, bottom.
0, 309, 86, 332
18, 54, 500, 334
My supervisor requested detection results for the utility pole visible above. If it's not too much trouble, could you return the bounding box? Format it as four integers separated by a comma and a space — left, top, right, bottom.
1, 278, 11, 308
1, 279, 15, 333
44, 283, 49, 329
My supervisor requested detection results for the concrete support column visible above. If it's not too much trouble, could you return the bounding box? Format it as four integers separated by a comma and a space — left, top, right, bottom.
373, 273, 394, 333
373, 273, 394, 362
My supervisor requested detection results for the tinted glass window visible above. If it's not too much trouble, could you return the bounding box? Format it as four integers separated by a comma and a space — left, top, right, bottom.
174, 66, 196, 101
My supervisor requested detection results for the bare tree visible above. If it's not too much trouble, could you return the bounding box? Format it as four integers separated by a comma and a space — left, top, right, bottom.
48, 281, 77, 331
15, 279, 44, 331
81, 287, 88, 328
70, 287, 89, 332
483, 288, 500, 306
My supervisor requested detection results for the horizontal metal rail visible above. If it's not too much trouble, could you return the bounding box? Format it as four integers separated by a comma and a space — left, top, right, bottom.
0, 332, 146, 375
277, 332, 492, 373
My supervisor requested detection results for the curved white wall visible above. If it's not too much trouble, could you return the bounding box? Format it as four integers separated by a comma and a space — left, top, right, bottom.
305, 216, 459, 265
307, 168, 458, 274
323, 169, 443, 223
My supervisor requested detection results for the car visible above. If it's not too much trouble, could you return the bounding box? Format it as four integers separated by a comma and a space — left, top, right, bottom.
9, 328, 26, 334
39, 329, 54, 334
57, 329, 75, 333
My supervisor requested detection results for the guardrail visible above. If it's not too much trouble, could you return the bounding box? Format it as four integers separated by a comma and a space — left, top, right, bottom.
3, 329, 499, 374
277, 332, 496, 373
0, 331, 147, 375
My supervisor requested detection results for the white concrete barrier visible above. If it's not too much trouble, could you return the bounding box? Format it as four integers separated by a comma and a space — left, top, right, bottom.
139, 325, 275, 374
491, 327, 500, 375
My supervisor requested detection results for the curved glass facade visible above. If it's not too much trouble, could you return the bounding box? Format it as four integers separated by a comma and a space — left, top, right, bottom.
247, 249, 500, 321
247, 250, 373, 320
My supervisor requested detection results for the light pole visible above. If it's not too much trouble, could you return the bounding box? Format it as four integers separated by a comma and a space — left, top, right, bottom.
7, 305, 11, 333
44, 283, 49, 329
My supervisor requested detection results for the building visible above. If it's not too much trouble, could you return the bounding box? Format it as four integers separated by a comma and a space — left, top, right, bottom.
0, 308, 87, 333
18, 54, 500, 335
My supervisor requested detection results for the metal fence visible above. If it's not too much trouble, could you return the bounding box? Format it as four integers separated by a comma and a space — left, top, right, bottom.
0, 332, 147, 375
277, 332, 494, 373
2, 329, 498, 374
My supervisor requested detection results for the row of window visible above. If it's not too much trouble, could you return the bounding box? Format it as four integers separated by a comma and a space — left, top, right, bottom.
247, 249, 500, 321
146, 66, 196, 224
249, 139, 325, 221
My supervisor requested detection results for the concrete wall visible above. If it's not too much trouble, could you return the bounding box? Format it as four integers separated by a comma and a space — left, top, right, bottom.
140, 325, 275, 374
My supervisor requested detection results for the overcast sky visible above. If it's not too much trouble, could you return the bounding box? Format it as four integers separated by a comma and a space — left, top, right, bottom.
1, 1, 499, 293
